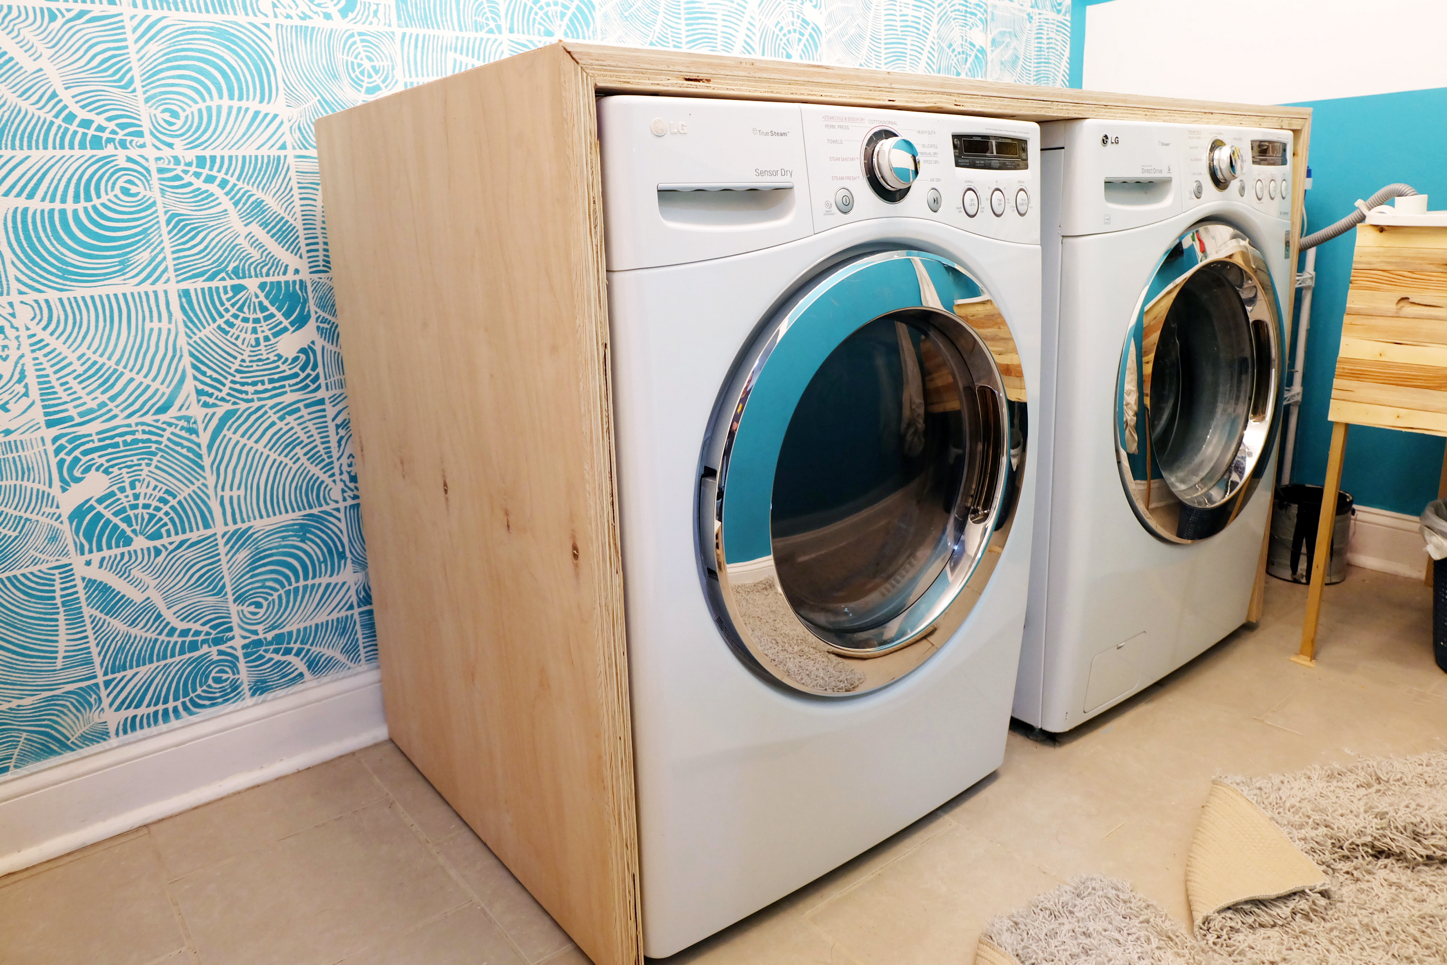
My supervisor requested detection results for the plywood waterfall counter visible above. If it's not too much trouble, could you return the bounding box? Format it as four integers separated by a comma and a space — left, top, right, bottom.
314, 42, 1310, 965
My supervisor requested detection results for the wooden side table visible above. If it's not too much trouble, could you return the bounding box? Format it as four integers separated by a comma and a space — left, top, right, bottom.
1298, 222, 1447, 665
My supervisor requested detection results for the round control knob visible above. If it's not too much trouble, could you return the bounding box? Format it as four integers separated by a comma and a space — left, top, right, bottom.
1015, 188, 1030, 215
962, 188, 979, 217
1255, 179, 1264, 200
835, 188, 854, 214
871, 137, 920, 192
1280, 179, 1290, 199
990, 188, 1006, 217
1193, 180, 1203, 199
926, 188, 942, 212
1238, 180, 1246, 197
1268, 179, 1277, 200
1207, 138, 1241, 189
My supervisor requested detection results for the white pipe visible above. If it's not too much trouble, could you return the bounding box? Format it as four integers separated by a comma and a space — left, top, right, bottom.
1280, 243, 1316, 483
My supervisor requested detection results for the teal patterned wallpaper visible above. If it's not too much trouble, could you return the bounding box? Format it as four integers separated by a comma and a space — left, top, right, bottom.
0, 0, 1068, 778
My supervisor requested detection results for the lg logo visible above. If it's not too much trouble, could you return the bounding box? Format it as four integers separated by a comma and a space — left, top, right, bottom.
1101, 135, 1120, 146
650, 118, 688, 136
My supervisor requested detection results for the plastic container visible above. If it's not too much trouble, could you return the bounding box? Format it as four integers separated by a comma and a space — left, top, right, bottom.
1267, 484, 1352, 585
1433, 561, 1447, 673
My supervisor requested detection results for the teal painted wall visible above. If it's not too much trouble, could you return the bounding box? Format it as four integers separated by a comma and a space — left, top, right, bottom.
1285, 87, 1447, 515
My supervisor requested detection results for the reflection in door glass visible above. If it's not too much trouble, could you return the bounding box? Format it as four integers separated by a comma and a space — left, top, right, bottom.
1148, 265, 1255, 506
771, 315, 969, 634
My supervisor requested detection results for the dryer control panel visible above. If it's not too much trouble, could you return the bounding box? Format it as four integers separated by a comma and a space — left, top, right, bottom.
799, 106, 1039, 247
598, 96, 1040, 272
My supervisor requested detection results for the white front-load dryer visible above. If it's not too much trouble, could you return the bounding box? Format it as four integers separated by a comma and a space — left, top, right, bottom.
1017, 119, 1293, 734
598, 96, 1041, 956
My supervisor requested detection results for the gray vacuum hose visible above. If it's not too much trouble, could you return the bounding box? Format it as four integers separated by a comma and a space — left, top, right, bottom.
1299, 183, 1419, 250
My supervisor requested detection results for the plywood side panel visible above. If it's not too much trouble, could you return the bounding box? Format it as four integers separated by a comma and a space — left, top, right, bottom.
315, 44, 639, 965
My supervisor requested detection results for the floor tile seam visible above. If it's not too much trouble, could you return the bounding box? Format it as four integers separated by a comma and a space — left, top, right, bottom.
329, 897, 480, 965
146, 751, 384, 843
392, 810, 539, 965
355, 744, 411, 804
798, 817, 964, 921
968, 830, 1073, 889
0, 825, 150, 890
799, 914, 872, 965
533, 942, 583, 965
156, 864, 202, 965
255, 779, 393, 847
160, 795, 395, 886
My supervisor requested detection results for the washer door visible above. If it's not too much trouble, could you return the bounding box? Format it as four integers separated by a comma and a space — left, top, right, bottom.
1116, 223, 1282, 543
699, 250, 1028, 697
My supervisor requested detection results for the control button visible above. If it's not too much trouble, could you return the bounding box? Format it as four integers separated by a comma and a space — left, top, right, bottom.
1015, 188, 1030, 215
1255, 179, 1265, 200
835, 188, 854, 214
1239, 180, 1246, 197
962, 188, 980, 217
1281, 179, 1290, 198
990, 188, 1006, 217
1268, 179, 1277, 199
927, 188, 942, 212
1193, 180, 1203, 199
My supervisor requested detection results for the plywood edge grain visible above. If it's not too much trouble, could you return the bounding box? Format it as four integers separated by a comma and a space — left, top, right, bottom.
564, 42, 646, 965
561, 41, 1312, 129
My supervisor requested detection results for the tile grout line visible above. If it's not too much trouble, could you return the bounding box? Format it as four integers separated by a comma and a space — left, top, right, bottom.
158, 760, 389, 889
331, 901, 477, 965
0, 826, 148, 890
356, 749, 541, 965
799, 914, 872, 965
149, 824, 205, 964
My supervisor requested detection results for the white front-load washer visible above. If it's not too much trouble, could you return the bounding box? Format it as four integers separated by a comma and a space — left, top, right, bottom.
598, 96, 1041, 956
1017, 119, 1293, 734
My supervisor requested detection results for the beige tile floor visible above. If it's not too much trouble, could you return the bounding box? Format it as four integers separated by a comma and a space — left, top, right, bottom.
3, 566, 1445, 965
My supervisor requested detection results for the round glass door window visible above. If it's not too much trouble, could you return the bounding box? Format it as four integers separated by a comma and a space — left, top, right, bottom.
698, 251, 1028, 696
1116, 223, 1282, 543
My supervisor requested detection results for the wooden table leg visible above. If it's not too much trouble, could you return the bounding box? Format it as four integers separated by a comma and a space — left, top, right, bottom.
1296, 421, 1348, 666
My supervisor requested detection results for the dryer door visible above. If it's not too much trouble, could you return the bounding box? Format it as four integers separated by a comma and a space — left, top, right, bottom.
699, 250, 1027, 697
1116, 222, 1282, 543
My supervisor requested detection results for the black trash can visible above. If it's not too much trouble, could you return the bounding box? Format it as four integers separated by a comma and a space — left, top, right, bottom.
1267, 484, 1353, 585
1433, 560, 1447, 673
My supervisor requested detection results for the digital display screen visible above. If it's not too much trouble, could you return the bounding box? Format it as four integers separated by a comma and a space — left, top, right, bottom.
1251, 140, 1288, 166
952, 134, 1029, 170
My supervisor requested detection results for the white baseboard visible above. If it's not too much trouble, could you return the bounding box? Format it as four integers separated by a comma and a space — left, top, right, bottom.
1348, 505, 1428, 580
0, 669, 387, 877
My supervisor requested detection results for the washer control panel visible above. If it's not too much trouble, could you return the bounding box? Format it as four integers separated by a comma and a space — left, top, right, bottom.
1047, 119, 1293, 238
800, 106, 1039, 245
1183, 126, 1292, 222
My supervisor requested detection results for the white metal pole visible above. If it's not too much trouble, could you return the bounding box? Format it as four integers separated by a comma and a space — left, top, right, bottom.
1280, 242, 1317, 483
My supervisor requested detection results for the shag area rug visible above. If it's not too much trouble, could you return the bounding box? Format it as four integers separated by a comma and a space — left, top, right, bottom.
977, 752, 1447, 965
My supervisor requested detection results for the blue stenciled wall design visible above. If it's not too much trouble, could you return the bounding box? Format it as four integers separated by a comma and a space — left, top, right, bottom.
0, 0, 1069, 778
